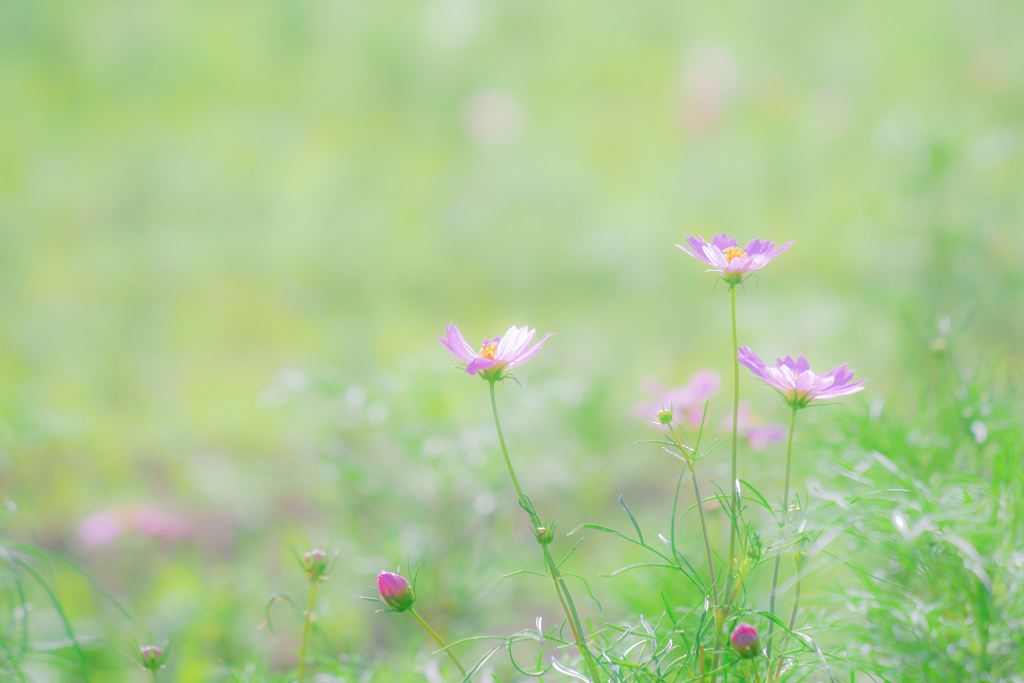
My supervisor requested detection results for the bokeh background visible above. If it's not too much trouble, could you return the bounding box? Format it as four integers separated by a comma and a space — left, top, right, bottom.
1, 0, 1023, 680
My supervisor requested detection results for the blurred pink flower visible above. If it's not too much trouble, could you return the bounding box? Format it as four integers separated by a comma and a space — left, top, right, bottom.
677, 41, 739, 131
634, 369, 721, 430
78, 505, 190, 547
720, 401, 786, 450
78, 510, 124, 547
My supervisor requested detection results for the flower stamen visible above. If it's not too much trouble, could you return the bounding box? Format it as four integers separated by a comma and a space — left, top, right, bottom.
479, 341, 498, 359
723, 246, 746, 263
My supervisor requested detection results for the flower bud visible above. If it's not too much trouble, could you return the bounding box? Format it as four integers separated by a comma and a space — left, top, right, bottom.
139, 644, 165, 671
303, 549, 329, 582
377, 570, 415, 612
534, 525, 554, 545
655, 408, 674, 425
730, 622, 759, 659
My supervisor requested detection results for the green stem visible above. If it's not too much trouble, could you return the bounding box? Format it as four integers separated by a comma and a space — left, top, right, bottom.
410, 607, 467, 677
151, 671, 159, 683
688, 462, 719, 609
765, 407, 798, 664
298, 580, 318, 683
542, 545, 589, 651
488, 380, 601, 683
690, 457, 726, 683
489, 380, 539, 524
723, 284, 740, 612
668, 420, 723, 683
773, 574, 802, 680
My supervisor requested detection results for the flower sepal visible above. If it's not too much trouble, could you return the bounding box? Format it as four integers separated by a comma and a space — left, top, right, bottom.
533, 519, 557, 546
130, 636, 172, 674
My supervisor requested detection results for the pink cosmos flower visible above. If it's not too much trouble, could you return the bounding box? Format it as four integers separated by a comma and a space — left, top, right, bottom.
676, 233, 793, 282
78, 505, 190, 547
738, 346, 866, 409
377, 570, 416, 612
438, 323, 552, 377
721, 401, 787, 450
634, 369, 721, 430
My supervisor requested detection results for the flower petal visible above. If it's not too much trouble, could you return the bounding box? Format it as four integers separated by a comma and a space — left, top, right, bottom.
466, 357, 498, 374
439, 323, 478, 364
508, 332, 553, 367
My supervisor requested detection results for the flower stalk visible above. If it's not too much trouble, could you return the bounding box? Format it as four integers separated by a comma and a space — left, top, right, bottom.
296, 549, 330, 683
297, 580, 318, 683
772, 571, 803, 681
765, 406, 798, 663
723, 282, 741, 614
667, 425, 719, 611
488, 378, 601, 683
410, 607, 468, 677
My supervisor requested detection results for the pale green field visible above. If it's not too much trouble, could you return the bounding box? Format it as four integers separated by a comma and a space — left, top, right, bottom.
1, 1, 1022, 680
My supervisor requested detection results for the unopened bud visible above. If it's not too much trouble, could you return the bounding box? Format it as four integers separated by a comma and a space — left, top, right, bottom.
730, 622, 759, 659
303, 549, 329, 581
377, 570, 415, 612
655, 408, 674, 425
139, 644, 165, 672
534, 525, 554, 545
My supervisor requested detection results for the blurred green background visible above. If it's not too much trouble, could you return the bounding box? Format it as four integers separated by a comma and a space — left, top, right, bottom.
1, 0, 1023, 680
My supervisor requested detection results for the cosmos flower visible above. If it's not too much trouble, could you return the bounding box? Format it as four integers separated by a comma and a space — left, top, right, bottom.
676, 233, 793, 282
720, 401, 787, 450
438, 323, 552, 378
377, 570, 415, 612
634, 369, 721, 430
738, 346, 866, 409
78, 505, 190, 547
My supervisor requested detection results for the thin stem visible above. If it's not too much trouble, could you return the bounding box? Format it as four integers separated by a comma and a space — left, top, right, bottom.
670, 466, 686, 570
542, 545, 586, 645
765, 406, 799, 664
688, 462, 719, 609
489, 380, 539, 524
298, 580, 318, 683
668, 422, 723, 683
151, 671, 159, 683
773, 574, 802, 680
723, 284, 740, 611
410, 607, 467, 676
690, 458, 725, 683
488, 380, 601, 683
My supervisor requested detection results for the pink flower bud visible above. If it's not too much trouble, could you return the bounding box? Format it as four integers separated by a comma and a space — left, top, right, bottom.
377, 570, 415, 612
730, 622, 759, 659
139, 644, 165, 671
303, 549, 329, 581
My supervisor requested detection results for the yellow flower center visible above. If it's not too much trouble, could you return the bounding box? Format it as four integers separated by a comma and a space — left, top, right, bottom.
723, 246, 747, 263
479, 341, 498, 359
